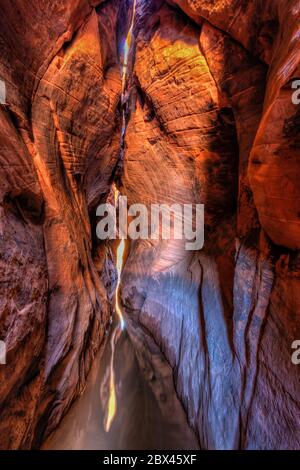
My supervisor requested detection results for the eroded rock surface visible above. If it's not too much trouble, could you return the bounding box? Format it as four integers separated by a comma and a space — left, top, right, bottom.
168, 0, 300, 249
1, 0, 300, 451
0, 0, 122, 448
119, 0, 300, 450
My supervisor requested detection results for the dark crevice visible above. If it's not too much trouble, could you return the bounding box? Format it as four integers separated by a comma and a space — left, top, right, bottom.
3, 192, 45, 226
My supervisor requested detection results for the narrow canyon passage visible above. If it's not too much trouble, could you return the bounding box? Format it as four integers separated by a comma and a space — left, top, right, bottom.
1, 0, 300, 452
41, 1, 202, 449
43, 329, 199, 450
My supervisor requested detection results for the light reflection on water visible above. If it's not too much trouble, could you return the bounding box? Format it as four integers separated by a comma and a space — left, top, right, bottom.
42, 329, 199, 450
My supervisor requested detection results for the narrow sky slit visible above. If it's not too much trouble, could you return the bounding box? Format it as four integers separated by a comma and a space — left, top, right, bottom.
121, 0, 137, 94
104, 0, 137, 434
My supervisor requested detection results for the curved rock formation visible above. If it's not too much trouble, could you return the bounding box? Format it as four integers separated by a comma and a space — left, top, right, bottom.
1, 0, 300, 450
0, 0, 122, 449
169, 0, 300, 249
120, 0, 300, 450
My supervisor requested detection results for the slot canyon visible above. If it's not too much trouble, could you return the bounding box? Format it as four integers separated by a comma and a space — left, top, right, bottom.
0, 0, 300, 451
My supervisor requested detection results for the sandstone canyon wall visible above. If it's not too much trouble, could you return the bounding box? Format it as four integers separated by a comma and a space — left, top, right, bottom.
0, 0, 300, 450
0, 0, 123, 448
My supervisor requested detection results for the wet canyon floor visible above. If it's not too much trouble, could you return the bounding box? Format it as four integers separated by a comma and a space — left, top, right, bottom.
43, 327, 199, 450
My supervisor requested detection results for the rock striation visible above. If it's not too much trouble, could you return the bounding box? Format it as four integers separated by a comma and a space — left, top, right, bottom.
1, 0, 300, 450
0, 0, 122, 448
120, 0, 300, 450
